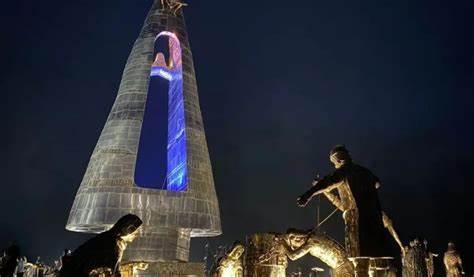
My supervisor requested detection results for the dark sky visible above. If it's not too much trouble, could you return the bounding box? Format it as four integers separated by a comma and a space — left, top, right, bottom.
2, 0, 473, 274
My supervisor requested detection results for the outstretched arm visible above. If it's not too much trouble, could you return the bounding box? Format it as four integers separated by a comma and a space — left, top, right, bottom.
382, 211, 404, 253
323, 191, 344, 211
297, 170, 345, 207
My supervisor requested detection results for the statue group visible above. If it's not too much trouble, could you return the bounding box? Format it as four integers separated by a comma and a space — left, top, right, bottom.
209, 145, 465, 277
54, 146, 464, 276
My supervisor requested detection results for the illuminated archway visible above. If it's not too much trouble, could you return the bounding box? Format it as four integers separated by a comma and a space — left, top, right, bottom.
135, 31, 187, 191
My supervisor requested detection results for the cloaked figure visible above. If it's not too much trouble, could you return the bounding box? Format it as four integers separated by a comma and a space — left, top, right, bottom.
297, 145, 397, 258
443, 242, 464, 277
410, 239, 428, 277
423, 240, 438, 277
60, 249, 72, 270
0, 243, 21, 277
59, 214, 142, 277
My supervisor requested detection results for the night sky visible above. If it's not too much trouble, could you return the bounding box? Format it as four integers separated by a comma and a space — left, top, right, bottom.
2, 0, 473, 274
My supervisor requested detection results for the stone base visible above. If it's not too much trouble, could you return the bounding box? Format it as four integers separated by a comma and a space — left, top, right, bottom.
245, 233, 288, 277
124, 228, 191, 262
349, 257, 397, 277
132, 261, 204, 277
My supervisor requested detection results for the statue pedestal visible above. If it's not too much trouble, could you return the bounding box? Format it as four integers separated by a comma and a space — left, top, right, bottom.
124, 229, 191, 263
245, 233, 288, 277
349, 257, 396, 277
129, 261, 204, 277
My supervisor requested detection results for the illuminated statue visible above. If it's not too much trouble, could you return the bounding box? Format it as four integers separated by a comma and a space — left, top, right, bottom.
297, 145, 395, 258
259, 229, 354, 277
425, 252, 437, 277
161, 0, 188, 15
402, 239, 428, 277
246, 233, 288, 277
59, 214, 142, 277
413, 239, 428, 277
211, 242, 245, 277
443, 242, 464, 277
423, 240, 438, 277
402, 241, 414, 277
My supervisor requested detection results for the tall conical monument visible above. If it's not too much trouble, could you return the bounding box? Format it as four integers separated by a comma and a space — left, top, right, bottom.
66, 0, 221, 275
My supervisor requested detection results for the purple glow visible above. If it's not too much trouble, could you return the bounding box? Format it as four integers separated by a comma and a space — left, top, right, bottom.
135, 31, 187, 191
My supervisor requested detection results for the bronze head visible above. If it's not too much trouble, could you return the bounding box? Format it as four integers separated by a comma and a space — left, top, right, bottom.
284, 228, 310, 250
228, 242, 245, 260
329, 145, 352, 168
109, 214, 143, 241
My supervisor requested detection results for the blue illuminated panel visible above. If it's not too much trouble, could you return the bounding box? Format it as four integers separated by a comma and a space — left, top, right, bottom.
135, 32, 187, 191
166, 71, 187, 191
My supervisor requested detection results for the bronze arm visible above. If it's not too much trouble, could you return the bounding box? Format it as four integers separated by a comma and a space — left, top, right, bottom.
382, 211, 404, 254
323, 191, 345, 211
297, 171, 344, 207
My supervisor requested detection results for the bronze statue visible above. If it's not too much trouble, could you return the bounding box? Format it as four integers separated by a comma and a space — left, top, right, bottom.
211, 242, 245, 277
0, 243, 21, 277
443, 242, 464, 277
59, 214, 142, 277
160, 0, 188, 15
246, 233, 288, 277
402, 239, 431, 277
423, 240, 438, 277
297, 145, 395, 258
425, 252, 438, 277
402, 241, 414, 277
258, 229, 354, 277
413, 239, 428, 277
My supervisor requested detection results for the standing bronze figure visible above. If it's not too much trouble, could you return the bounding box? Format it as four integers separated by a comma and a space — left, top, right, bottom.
297, 145, 396, 258
405, 239, 428, 277
423, 240, 438, 277
443, 242, 464, 277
